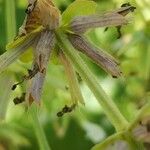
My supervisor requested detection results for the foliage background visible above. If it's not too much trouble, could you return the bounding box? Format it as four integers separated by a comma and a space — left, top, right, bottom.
0, 0, 150, 150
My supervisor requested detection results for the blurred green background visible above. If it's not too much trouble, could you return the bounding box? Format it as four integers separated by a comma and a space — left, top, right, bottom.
0, 0, 150, 150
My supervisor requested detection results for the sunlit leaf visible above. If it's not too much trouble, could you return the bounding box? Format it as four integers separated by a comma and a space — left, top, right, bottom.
62, 0, 97, 25
19, 47, 33, 63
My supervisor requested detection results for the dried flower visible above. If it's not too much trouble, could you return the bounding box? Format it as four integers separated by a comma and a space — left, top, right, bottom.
0, 0, 135, 105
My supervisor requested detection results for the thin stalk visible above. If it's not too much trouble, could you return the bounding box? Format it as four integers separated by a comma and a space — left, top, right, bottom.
59, 50, 85, 105
29, 104, 51, 150
0, 72, 13, 120
5, 0, 16, 42
128, 101, 150, 131
0, 0, 16, 120
91, 132, 124, 150
56, 32, 129, 131
145, 46, 150, 81
123, 133, 145, 150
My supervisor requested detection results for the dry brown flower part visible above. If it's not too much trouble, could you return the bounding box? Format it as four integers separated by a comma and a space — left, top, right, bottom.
70, 4, 136, 33
19, 0, 60, 36
25, 31, 55, 104
69, 34, 121, 78
70, 13, 128, 34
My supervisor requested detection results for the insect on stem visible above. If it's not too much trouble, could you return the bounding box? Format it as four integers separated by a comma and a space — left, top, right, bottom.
25, 0, 37, 14
13, 92, 26, 105
11, 63, 39, 91
57, 104, 76, 117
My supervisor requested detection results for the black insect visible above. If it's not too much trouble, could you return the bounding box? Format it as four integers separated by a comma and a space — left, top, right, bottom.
104, 3, 136, 39
13, 93, 26, 105
57, 104, 76, 117
11, 63, 39, 91
25, 0, 37, 14
121, 2, 131, 7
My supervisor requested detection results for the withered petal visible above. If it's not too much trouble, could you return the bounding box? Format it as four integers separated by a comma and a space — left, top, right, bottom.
26, 30, 55, 104
59, 50, 85, 105
70, 4, 136, 34
34, 30, 55, 72
112, 5, 136, 16
68, 34, 121, 77
26, 71, 45, 104
70, 13, 128, 34
0, 36, 36, 74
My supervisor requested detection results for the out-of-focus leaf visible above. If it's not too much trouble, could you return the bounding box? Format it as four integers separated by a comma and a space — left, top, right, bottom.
0, 73, 13, 120
0, 123, 30, 146
5, 0, 16, 42
62, 0, 97, 25
19, 46, 33, 63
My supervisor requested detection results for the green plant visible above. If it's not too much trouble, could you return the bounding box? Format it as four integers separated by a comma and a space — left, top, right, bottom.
0, 0, 150, 149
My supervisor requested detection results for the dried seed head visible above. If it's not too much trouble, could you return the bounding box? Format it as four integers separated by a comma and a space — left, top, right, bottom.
19, 0, 60, 36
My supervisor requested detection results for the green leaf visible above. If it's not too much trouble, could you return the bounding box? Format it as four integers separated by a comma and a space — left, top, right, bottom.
5, 0, 16, 42
62, 0, 97, 25
19, 47, 33, 63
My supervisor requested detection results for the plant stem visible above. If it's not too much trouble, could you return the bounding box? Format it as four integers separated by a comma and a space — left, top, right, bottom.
59, 50, 85, 105
0, 0, 16, 120
56, 32, 129, 131
29, 104, 51, 150
128, 101, 150, 131
123, 133, 145, 150
0, 72, 13, 120
91, 132, 124, 150
5, 0, 16, 42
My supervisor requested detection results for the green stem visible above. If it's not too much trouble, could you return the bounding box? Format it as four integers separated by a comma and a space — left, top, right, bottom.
0, 72, 13, 120
59, 50, 85, 105
0, 0, 16, 120
5, 0, 16, 42
91, 132, 124, 150
128, 101, 150, 131
56, 32, 129, 131
29, 104, 51, 150
123, 133, 145, 150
